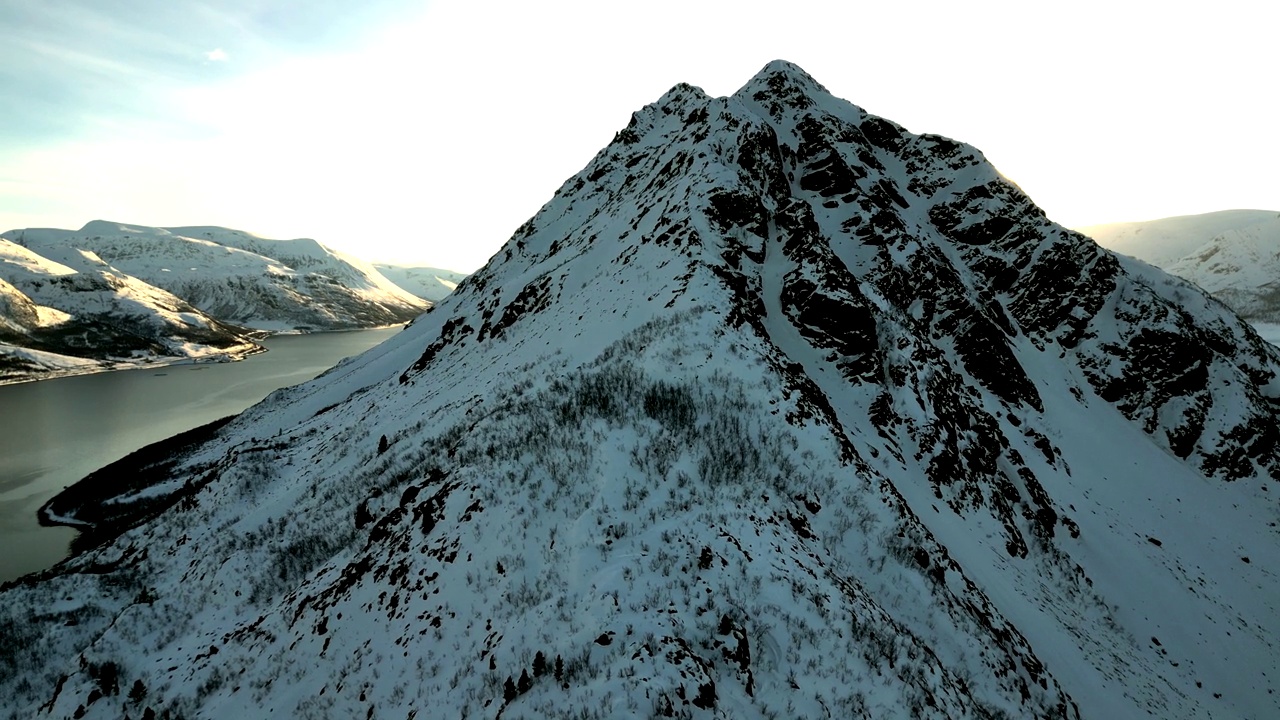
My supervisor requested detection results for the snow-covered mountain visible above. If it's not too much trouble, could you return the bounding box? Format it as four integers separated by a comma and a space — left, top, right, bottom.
1081, 210, 1280, 324
373, 263, 469, 303
0, 221, 436, 382
2, 61, 1277, 720
1163, 214, 1280, 323
1079, 209, 1277, 268
5, 222, 430, 333
0, 235, 259, 383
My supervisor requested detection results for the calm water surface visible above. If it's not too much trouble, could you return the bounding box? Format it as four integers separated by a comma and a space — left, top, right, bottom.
0, 328, 400, 583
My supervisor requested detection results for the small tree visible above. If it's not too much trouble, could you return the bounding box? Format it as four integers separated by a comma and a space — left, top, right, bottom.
503, 676, 517, 703
532, 651, 547, 678
87, 661, 120, 696
355, 500, 373, 529
698, 546, 713, 570
517, 668, 532, 694
128, 679, 147, 704
377, 435, 389, 454
554, 655, 564, 683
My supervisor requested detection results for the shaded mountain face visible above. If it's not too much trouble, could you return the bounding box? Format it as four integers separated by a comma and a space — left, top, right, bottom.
2, 61, 1278, 720
0, 276, 42, 332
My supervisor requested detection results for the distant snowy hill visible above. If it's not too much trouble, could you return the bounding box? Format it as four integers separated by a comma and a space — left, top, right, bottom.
0, 221, 438, 382
2, 61, 1278, 720
8, 221, 430, 332
373, 263, 468, 303
1079, 209, 1277, 267
0, 235, 259, 383
1081, 210, 1280, 323
1165, 214, 1280, 323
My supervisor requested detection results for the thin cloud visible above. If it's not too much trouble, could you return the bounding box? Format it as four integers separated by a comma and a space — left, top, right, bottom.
205, 48, 229, 62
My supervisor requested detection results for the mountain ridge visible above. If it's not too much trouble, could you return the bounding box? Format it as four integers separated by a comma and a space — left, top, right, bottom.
27, 221, 431, 331
0, 233, 261, 383
1, 60, 1276, 719
0, 221, 456, 382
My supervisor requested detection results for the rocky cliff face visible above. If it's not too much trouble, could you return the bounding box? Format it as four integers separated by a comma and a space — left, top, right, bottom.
1, 61, 1276, 720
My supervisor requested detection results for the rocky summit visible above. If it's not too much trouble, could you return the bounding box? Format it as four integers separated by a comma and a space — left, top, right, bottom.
1, 61, 1277, 720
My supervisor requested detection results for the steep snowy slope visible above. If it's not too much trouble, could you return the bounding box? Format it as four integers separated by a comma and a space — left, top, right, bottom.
0, 236, 259, 383
0, 275, 87, 379
1164, 214, 1280, 322
373, 263, 468, 303
1080, 209, 1277, 267
5, 222, 430, 332
0, 276, 47, 333
1, 61, 1277, 720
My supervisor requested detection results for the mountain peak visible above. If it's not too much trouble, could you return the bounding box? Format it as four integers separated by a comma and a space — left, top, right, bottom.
656, 81, 709, 105
752, 59, 826, 86
734, 59, 831, 104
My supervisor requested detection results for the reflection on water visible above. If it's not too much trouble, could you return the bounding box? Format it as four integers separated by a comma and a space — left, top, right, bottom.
0, 328, 400, 583
0, 467, 49, 495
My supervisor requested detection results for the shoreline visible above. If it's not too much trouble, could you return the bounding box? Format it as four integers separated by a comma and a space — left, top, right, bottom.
0, 322, 409, 387
0, 342, 266, 387
33, 415, 236, 551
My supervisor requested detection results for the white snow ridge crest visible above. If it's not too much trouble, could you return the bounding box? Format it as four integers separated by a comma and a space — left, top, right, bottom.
1, 60, 1277, 720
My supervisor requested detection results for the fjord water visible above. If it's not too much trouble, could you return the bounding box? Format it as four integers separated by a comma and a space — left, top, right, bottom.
0, 327, 402, 584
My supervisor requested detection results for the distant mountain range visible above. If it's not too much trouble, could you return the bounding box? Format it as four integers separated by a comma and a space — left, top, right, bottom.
0, 233, 259, 382
1081, 210, 1280, 323
0, 221, 466, 383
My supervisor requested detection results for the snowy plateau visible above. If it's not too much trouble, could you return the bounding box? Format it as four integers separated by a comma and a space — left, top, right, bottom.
1, 61, 1278, 720
1082, 210, 1280, 325
0, 222, 439, 383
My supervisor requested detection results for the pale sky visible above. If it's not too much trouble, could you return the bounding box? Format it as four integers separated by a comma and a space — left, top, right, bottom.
1, 0, 1274, 273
